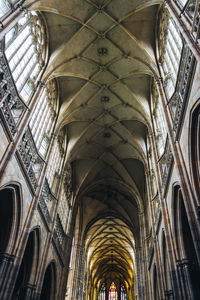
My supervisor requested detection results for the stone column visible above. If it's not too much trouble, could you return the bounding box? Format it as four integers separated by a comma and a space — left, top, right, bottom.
165, 290, 174, 300
176, 259, 197, 300
18, 284, 37, 300
0, 253, 15, 295
176, 260, 187, 300
181, 259, 196, 300
155, 77, 200, 265
93, 285, 97, 300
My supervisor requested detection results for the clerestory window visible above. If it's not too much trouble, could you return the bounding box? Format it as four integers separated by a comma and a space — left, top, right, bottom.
159, 8, 183, 99
29, 80, 58, 157
4, 11, 46, 102
46, 129, 66, 191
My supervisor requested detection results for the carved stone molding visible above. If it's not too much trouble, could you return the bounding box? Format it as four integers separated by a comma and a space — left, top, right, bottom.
17, 128, 44, 190
63, 163, 73, 202
168, 45, 195, 136
0, 53, 25, 137
53, 215, 66, 261
38, 180, 55, 224
159, 137, 173, 190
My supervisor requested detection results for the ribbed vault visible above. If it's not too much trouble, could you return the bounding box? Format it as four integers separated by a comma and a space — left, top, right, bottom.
86, 216, 135, 294
80, 183, 139, 298
27, 0, 162, 297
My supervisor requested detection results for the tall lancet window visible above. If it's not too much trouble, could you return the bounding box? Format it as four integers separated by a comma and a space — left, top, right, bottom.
98, 283, 106, 300
109, 282, 118, 300
158, 8, 183, 99
29, 80, 58, 157
4, 11, 46, 102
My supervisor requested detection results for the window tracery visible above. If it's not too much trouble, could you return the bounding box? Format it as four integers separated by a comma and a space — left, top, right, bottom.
159, 8, 183, 99
63, 162, 73, 202
4, 11, 46, 102
178, 0, 196, 18
58, 186, 69, 230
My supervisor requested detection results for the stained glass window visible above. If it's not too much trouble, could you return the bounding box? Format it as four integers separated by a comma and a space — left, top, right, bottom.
121, 285, 128, 300
108, 282, 118, 300
98, 283, 106, 300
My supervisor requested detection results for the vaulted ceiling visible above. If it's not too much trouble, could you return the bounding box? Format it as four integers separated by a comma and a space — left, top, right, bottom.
28, 0, 162, 294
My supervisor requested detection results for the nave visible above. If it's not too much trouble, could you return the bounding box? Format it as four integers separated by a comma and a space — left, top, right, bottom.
0, 0, 200, 299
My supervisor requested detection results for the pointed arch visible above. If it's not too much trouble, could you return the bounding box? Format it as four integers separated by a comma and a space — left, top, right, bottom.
39, 261, 57, 300
172, 184, 200, 298
0, 182, 22, 254
11, 228, 41, 299
189, 99, 200, 201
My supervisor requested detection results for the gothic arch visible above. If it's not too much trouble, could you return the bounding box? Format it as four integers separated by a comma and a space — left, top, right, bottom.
0, 182, 22, 255
11, 228, 40, 299
172, 184, 198, 260
28, 226, 41, 283
189, 99, 200, 202
39, 261, 57, 300
172, 184, 200, 298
